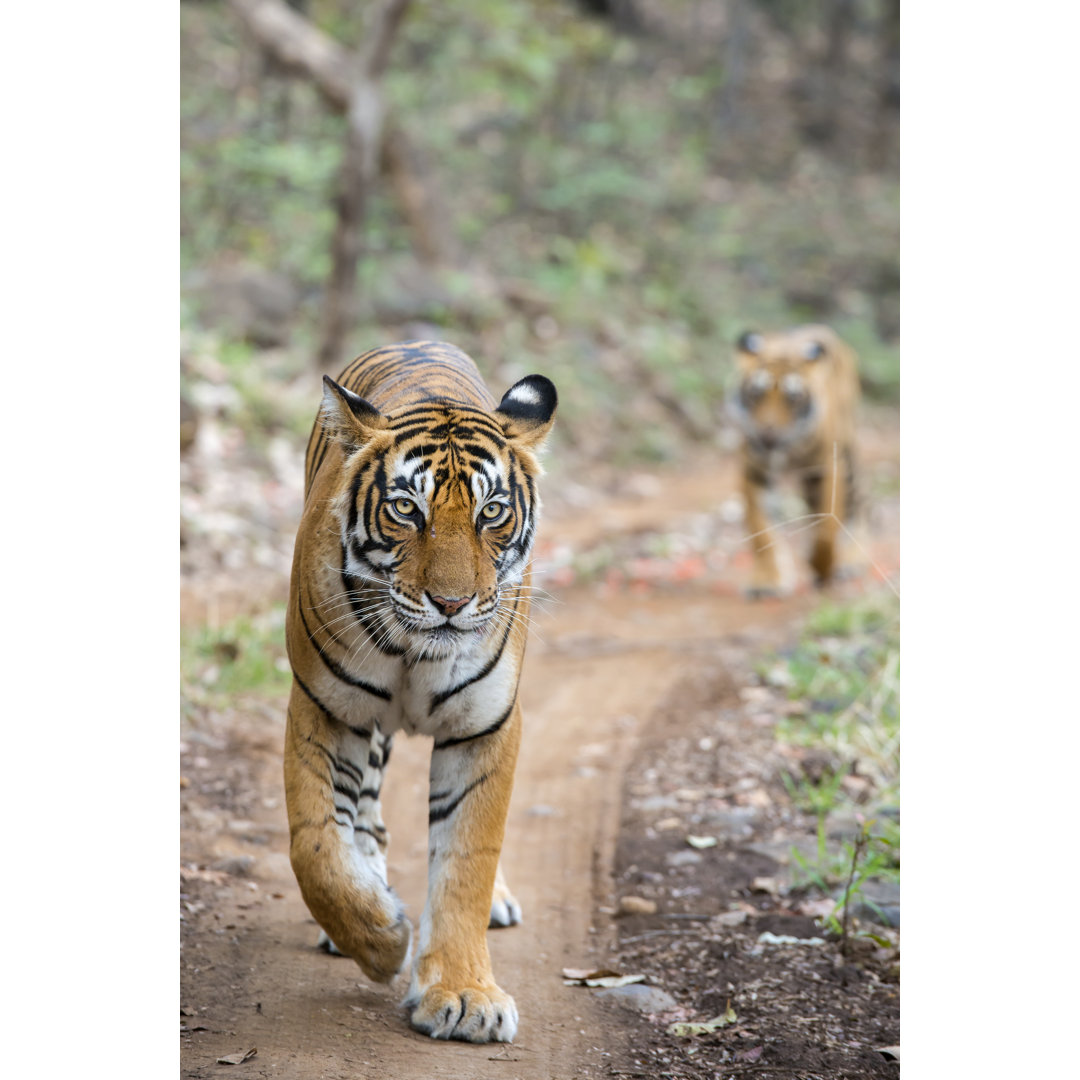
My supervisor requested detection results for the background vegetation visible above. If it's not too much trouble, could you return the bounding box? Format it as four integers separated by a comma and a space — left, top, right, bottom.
181, 0, 899, 468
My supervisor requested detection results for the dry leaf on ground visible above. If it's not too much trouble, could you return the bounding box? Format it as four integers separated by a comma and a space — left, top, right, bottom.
686, 835, 718, 849
217, 1048, 257, 1065
667, 1004, 738, 1037
561, 967, 646, 988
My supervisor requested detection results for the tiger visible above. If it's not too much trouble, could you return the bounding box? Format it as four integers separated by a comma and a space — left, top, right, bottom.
283, 340, 557, 1044
728, 324, 860, 596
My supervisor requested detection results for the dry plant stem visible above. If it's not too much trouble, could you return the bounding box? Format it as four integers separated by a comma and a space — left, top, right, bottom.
840, 828, 867, 958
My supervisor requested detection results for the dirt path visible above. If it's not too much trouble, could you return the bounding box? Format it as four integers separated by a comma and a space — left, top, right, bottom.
181, 425, 899, 1079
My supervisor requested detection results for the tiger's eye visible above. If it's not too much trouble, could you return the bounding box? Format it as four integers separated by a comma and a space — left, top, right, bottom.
393, 497, 416, 516
481, 501, 505, 521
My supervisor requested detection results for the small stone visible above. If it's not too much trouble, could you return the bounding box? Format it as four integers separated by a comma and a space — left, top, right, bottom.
593, 983, 678, 1014
617, 896, 657, 916
212, 855, 256, 877
712, 910, 749, 928
666, 850, 702, 868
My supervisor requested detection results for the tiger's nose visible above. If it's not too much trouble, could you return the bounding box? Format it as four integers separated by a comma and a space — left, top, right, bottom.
428, 593, 473, 617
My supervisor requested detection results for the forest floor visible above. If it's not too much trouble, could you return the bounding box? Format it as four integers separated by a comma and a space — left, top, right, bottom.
180, 408, 900, 1080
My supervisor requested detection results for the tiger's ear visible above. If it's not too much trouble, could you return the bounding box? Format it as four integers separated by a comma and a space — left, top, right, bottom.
495, 374, 558, 449
320, 375, 387, 451
736, 330, 763, 356
735, 331, 765, 372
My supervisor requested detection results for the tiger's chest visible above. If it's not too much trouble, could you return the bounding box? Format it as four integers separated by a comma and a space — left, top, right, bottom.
314, 638, 518, 742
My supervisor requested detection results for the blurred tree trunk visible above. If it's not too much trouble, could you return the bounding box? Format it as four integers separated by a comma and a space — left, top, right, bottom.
819, 0, 855, 152
318, 0, 411, 371
227, 0, 415, 371
872, 0, 900, 168
717, 0, 751, 141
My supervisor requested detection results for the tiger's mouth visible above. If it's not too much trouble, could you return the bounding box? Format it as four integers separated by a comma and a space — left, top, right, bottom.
391, 607, 495, 645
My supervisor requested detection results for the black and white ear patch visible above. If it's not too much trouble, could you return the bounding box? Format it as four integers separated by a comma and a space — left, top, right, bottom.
496, 374, 558, 424
737, 331, 763, 355
322, 375, 384, 425
801, 341, 826, 361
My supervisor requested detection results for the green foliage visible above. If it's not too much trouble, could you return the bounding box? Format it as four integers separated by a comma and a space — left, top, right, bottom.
770, 591, 900, 907
181, 607, 291, 702
181, 0, 898, 460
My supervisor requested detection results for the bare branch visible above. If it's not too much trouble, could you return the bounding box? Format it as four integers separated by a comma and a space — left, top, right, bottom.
226, 0, 352, 110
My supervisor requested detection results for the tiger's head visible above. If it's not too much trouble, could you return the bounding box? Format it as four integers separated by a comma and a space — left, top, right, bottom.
729, 326, 838, 455
319, 374, 557, 659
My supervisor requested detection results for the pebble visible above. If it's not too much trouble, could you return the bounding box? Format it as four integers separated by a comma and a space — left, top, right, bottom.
635, 794, 682, 812
594, 983, 678, 1014
617, 896, 657, 916
666, 850, 702, 868
212, 855, 255, 877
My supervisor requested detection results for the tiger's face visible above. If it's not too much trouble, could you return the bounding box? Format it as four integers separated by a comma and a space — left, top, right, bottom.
321, 375, 557, 659
730, 328, 832, 456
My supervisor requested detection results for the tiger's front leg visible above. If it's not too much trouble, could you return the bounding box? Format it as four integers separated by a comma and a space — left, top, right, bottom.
283, 690, 411, 982
743, 466, 786, 598
405, 703, 523, 1043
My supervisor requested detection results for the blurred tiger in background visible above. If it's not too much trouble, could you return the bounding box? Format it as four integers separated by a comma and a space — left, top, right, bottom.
729, 325, 860, 596
284, 340, 556, 1043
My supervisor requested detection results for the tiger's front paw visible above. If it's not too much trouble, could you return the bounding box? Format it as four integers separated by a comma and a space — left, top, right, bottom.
406, 983, 518, 1043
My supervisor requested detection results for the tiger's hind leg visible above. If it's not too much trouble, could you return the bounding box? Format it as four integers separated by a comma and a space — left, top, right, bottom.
489, 862, 523, 928
284, 693, 410, 983
804, 447, 856, 587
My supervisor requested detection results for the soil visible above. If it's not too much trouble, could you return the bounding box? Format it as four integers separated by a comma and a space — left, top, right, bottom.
180, 411, 900, 1080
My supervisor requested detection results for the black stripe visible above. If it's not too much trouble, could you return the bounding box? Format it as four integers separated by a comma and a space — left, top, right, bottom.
433, 698, 516, 750
428, 774, 489, 824
430, 615, 515, 712
308, 427, 330, 494
353, 824, 384, 841
297, 589, 394, 701
331, 755, 364, 787
292, 670, 371, 740
333, 781, 360, 804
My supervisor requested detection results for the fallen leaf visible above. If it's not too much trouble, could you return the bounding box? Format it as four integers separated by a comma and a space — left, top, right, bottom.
565, 972, 617, 989
565, 974, 646, 989
686, 835, 718, 849
797, 897, 839, 919
756, 931, 826, 946
217, 1048, 257, 1065
667, 1004, 737, 1037
877, 1045, 901, 1062
735, 1045, 764, 1063
751, 876, 779, 895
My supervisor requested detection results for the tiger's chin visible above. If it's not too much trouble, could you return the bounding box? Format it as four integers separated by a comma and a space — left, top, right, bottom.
407, 622, 491, 660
